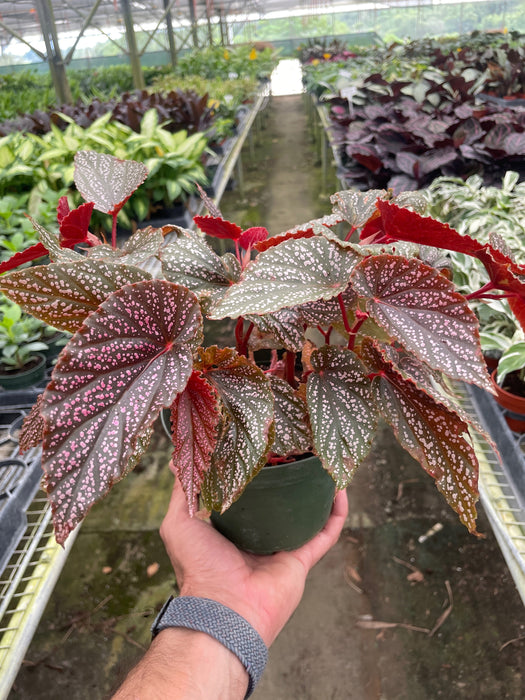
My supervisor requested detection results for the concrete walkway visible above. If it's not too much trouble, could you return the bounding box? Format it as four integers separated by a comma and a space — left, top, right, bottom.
10, 95, 525, 700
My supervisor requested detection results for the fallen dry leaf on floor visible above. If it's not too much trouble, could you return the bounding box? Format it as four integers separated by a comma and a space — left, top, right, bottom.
147, 562, 159, 577
102, 566, 112, 575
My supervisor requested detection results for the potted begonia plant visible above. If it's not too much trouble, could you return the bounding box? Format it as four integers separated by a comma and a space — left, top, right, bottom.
2, 151, 525, 553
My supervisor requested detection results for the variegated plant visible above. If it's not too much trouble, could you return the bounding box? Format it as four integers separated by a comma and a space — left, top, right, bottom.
3, 150, 525, 545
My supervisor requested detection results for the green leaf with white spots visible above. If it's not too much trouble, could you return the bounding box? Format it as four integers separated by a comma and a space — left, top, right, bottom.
350, 254, 493, 392
87, 226, 164, 268
161, 233, 236, 303
30, 218, 83, 262
198, 347, 274, 512
268, 375, 311, 457
330, 189, 388, 228
361, 338, 479, 534
41, 280, 203, 544
281, 212, 344, 236
0, 260, 151, 333
210, 237, 361, 319
247, 308, 305, 352
307, 346, 378, 488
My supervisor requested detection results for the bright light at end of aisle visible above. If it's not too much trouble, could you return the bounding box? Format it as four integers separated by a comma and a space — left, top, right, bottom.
270, 59, 304, 96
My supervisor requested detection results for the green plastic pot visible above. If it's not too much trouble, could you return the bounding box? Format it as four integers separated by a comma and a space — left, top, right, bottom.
211, 455, 336, 554
0, 354, 46, 391
160, 410, 336, 553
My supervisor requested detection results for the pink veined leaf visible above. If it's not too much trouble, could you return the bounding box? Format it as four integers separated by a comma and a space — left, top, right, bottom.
19, 395, 45, 454
41, 280, 203, 544
169, 370, 220, 515
361, 337, 480, 535
74, 151, 148, 216
350, 254, 493, 392
0, 243, 49, 275
193, 215, 242, 240
239, 227, 269, 250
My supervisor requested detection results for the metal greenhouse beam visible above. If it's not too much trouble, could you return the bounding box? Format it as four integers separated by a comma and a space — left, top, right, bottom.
120, 0, 145, 90
35, 0, 72, 105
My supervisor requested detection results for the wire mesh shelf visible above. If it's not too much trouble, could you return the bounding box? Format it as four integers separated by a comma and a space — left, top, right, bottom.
456, 382, 525, 606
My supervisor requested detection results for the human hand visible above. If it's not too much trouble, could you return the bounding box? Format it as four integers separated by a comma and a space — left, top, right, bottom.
160, 463, 348, 646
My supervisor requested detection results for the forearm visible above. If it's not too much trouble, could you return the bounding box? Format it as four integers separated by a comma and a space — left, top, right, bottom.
112, 627, 249, 700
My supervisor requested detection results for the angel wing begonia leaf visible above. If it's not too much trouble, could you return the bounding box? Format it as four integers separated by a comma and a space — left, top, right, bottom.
268, 374, 311, 457
193, 215, 242, 240
19, 394, 45, 454
362, 338, 479, 534
0, 260, 152, 333
350, 254, 493, 392
87, 227, 165, 269
74, 151, 148, 216
307, 346, 378, 487
169, 370, 220, 515
41, 280, 202, 544
161, 234, 236, 302
211, 237, 361, 319
197, 347, 274, 512
330, 188, 388, 228
246, 307, 305, 352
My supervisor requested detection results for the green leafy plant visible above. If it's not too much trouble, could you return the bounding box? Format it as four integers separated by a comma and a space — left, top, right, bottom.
0, 299, 48, 371
3, 151, 525, 547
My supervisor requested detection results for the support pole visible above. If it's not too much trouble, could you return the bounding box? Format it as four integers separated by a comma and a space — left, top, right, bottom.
219, 8, 226, 46
120, 0, 145, 90
206, 0, 214, 46
188, 0, 199, 48
163, 0, 178, 67
35, 0, 72, 104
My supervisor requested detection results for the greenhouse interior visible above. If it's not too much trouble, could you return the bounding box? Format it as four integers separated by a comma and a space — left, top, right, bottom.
0, 0, 524, 697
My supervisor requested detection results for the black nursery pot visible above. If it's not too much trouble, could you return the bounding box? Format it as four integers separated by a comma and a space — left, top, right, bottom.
210, 455, 337, 555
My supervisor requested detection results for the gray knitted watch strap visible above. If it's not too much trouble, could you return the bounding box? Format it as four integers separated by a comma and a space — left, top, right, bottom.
151, 596, 268, 698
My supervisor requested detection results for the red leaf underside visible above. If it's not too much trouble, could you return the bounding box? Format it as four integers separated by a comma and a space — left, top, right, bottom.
169, 370, 220, 515
0, 243, 48, 274
239, 227, 269, 250
255, 228, 315, 252
59, 201, 95, 247
193, 215, 242, 240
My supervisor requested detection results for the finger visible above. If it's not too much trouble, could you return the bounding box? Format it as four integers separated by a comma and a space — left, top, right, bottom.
290, 489, 348, 571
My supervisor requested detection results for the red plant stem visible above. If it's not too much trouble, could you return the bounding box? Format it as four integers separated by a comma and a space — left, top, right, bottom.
234, 240, 241, 263
316, 325, 332, 343
235, 317, 245, 354
241, 322, 254, 355
345, 225, 357, 242
347, 316, 367, 351
465, 281, 496, 301
285, 350, 297, 388
338, 294, 352, 335
111, 213, 118, 249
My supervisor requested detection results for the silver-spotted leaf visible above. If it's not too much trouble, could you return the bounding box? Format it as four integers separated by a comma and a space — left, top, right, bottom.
299, 285, 357, 326
169, 370, 220, 515
30, 218, 83, 263
307, 345, 378, 487
41, 280, 202, 544
198, 347, 274, 512
330, 189, 388, 228
0, 260, 151, 333
211, 236, 361, 319
87, 227, 164, 269
247, 308, 305, 352
281, 212, 344, 236
268, 374, 311, 457
74, 151, 148, 215
362, 338, 479, 533
161, 234, 233, 302
19, 394, 45, 454
350, 254, 493, 391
